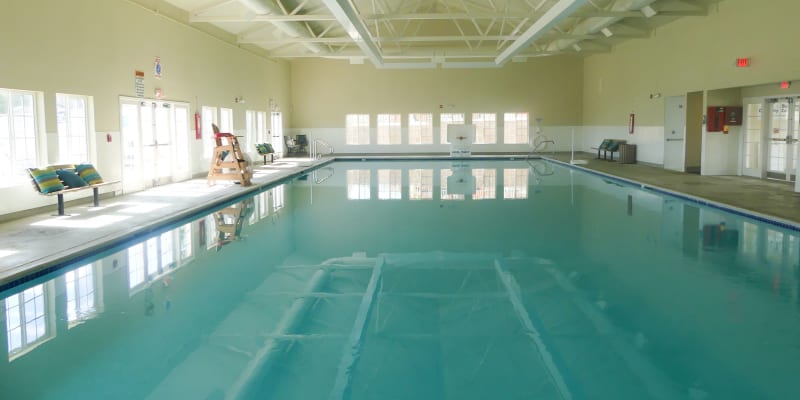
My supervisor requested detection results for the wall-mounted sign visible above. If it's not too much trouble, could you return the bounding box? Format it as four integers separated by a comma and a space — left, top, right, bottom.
154, 56, 162, 79
781, 81, 791, 90
735, 57, 750, 68
134, 70, 145, 98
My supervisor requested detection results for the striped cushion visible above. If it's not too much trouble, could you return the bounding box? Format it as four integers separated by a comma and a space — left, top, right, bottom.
75, 163, 103, 185
29, 168, 65, 193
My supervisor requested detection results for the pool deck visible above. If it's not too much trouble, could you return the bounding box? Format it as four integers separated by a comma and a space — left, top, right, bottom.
1, 152, 799, 288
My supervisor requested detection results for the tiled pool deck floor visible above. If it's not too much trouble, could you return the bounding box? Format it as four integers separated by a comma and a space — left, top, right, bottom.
1, 153, 798, 287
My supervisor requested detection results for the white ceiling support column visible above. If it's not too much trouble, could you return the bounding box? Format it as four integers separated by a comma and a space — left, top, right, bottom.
545, 0, 656, 52
320, 0, 384, 66
494, 0, 589, 66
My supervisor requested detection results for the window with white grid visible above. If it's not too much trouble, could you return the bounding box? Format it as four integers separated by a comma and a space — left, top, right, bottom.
56, 93, 91, 163
440, 169, 464, 200
272, 184, 285, 211
220, 107, 233, 133
440, 113, 465, 144
65, 264, 98, 327
472, 169, 496, 199
346, 114, 370, 145
408, 113, 433, 144
503, 169, 529, 199
472, 113, 497, 144
378, 169, 402, 199
0, 88, 40, 183
245, 110, 256, 150
347, 169, 371, 199
409, 169, 433, 200
201, 106, 218, 158
5, 283, 53, 360
377, 114, 401, 145
503, 112, 529, 144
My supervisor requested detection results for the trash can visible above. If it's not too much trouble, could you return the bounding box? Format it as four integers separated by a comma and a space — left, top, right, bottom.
619, 144, 637, 164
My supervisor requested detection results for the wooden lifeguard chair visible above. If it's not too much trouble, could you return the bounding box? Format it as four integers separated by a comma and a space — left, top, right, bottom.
213, 199, 253, 251
207, 125, 252, 186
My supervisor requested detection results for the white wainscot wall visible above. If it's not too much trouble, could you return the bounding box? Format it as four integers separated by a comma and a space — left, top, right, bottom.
579, 126, 665, 165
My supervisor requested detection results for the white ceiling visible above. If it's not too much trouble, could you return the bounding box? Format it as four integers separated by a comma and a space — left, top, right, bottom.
155, 0, 722, 68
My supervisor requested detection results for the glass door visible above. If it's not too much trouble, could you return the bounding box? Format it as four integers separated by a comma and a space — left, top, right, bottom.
741, 101, 764, 178
120, 97, 191, 193
766, 98, 799, 181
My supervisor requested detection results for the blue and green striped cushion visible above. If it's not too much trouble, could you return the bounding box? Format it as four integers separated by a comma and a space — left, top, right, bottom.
75, 163, 103, 185
56, 169, 88, 188
29, 168, 65, 193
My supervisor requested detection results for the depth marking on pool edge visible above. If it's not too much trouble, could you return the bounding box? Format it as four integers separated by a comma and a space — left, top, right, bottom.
494, 259, 575, 400
328, 255, 385, 400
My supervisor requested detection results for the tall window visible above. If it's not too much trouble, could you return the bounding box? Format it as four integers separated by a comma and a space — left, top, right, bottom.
408, 113, 433, 144
219, 107, 233, 133
440, 169, 465, 200
272, 185, 285, 211
257, 111, 267, 144
347, 170, 371, 199
472, 169, 496, 199
409, 169, 433, 200
201, 106, 218, 158
503, 169, 529, 199
377, 114, 401, 145
504, 112, 529, 144
346, 114, 370, 145
65, 264, 99, 327
5, 283, 54, 359
245, 110, 256, 150
472, 113, 497, 144
440, 113, 465, 144
56, 93, 91, 163
0, 88, 40, 183
378, 169, 402, 199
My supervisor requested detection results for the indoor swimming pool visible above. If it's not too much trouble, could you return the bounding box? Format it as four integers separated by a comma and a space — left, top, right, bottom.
1, 159, 799, 399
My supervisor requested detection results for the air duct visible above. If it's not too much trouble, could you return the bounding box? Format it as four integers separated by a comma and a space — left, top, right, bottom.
238, 0, 323, 54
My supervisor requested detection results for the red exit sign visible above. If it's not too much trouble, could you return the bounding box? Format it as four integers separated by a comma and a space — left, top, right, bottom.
736, 57, 750, 68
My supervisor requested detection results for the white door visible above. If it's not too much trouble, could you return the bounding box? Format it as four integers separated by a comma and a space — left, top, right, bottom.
120, 98, 191, 193
741, 100, 764, 178
271, 112, 283, 158
766, 98, 799, 182
663, 96, 686, 171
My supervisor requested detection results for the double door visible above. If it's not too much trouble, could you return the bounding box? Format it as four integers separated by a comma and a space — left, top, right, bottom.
120, 98, 191, 193
742, 97, 799, 182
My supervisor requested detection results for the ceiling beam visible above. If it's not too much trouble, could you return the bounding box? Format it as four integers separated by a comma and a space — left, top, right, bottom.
320, 0, 384, 66
190, 14, 336, 22
495, 0, 588, 66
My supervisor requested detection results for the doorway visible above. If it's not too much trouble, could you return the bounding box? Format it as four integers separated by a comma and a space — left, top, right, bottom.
120, 97, 191, 193
271, 111, 283, 158
663, 95, 686, 171
742, 96, 799, 182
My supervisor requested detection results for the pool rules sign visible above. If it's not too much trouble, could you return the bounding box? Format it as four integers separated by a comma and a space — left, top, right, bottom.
134, 70, 145, 98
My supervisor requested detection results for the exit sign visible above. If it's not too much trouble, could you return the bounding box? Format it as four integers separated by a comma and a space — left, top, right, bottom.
736, 58, 750, 67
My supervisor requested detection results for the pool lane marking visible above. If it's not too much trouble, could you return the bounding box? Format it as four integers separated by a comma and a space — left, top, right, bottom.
494, 259, 576, 400
328, 255, 385, 400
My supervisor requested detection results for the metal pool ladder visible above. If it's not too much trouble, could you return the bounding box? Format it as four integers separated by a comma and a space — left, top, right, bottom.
312, 138, 334, 159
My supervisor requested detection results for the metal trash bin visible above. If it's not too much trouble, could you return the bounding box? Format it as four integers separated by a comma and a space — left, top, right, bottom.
619, 144, 637, 164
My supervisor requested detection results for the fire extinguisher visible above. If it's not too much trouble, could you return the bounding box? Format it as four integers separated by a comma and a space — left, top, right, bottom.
194, 112, 202, 140
628, 112, 635, 134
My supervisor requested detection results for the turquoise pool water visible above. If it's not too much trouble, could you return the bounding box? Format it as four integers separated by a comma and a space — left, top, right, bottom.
1, 159, 799, 399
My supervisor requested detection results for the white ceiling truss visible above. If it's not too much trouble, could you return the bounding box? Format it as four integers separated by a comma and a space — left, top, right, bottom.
153, 0, 723, 68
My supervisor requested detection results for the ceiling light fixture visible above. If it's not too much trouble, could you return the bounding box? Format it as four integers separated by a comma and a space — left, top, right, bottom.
601, 28, 613, 37
641, 5, 657, 18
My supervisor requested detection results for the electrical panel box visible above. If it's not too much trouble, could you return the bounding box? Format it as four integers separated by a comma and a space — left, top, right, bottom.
706, 106, 743, 132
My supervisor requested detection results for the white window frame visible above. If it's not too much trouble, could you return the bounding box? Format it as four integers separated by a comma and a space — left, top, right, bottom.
4, 281, 56, 361
346, 114, 370, 145
378, 169, 402, 199
440, 169, 465, 200
65, 263, 104, 328
377, 114, 402, 145
219, 107, 233, 133
201, 106, 218, 159
472, 113, 497, 144
503, 169, 529, 199
0, 88, 46, 185
408, 113, 433, 145
409, 169, 433, 200
440, 113, 465, 144
503, 112, 529, 144
347, 170, 371, 199
472, 169, 496, 199
56, 93, 95, 163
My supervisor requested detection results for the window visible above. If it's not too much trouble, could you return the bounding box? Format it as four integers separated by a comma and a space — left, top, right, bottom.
56, 93, 92, 163
440, 169, 464, 200
472, 169, 496, 199
65, 264, 99, 327
408, 113, 433, 144
472, 113, 497, 144
378, 169, 402, 199
346, 114, 370, 145
128, 243, 146, 288
377, 114, 401, 145
201, 106, 218, 158
409, 169, 433, 200
178, 223, 193, 261
5, 283, 55, 360
503, 169, 529, 199
272, 185, 285, 211
347, 170, 371, 199
0, 88, 40, 183
504, 112, 529, 144
220, 107, 233, 133
245, 110, 256, 150
440, 113, 465, 144
257, 111, 267, 144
